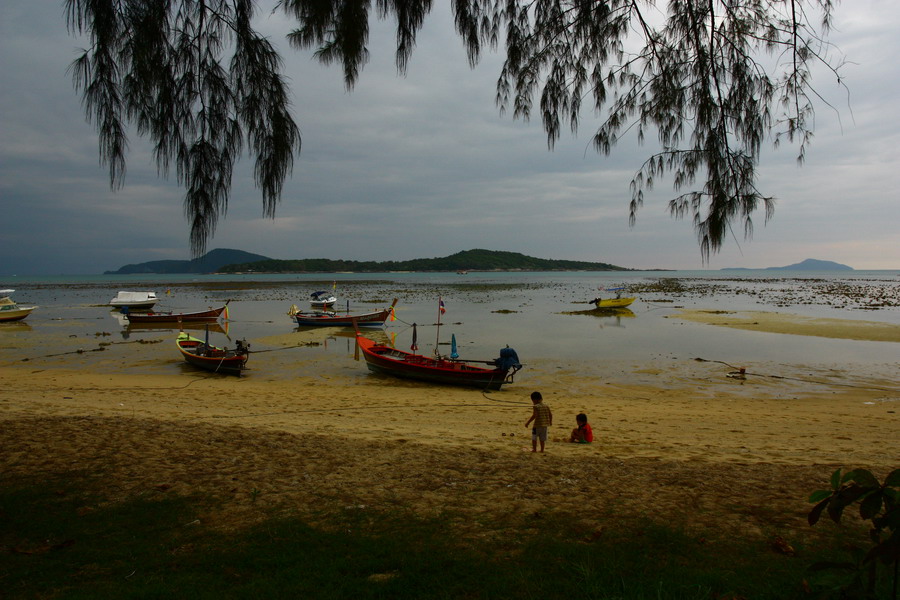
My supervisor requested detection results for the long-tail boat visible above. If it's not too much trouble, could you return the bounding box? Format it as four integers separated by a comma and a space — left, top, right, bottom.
176, 330, 249, 376
290, 299, 397, 327
124, 303, 229, 323
355, 324, 522, 390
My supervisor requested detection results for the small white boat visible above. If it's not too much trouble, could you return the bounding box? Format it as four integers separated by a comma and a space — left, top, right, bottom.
0, 290, 37, 322
109, 290, 159, 309
309, 290, 337, 309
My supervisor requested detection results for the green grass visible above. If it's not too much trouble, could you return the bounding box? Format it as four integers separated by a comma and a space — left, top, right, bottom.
0, 476, 885, 599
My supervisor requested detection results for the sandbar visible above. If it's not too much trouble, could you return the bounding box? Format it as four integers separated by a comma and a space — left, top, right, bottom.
670, 309, 900, 342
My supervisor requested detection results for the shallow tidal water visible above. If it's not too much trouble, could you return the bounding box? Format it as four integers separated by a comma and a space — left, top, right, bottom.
1, 270, 898, 392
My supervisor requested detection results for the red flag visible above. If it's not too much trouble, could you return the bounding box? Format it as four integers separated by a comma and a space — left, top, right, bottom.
439, 298, 446, 314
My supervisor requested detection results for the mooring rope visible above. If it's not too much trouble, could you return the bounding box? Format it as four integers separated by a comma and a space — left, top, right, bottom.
693, 357, 899, 393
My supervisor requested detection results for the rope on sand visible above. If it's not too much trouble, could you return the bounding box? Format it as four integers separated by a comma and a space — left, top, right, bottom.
203, 401, 528, 420
20, 339, 164, 362
693, 357, 900, 393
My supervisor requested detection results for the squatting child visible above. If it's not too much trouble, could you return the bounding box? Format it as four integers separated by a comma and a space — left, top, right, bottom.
569, 413, 593, 443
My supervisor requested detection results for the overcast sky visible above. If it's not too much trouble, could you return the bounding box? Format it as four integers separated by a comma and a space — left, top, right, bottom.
1, 1, 898, 275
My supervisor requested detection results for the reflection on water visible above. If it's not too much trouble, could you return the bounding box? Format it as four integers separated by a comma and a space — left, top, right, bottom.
0, 321, 33, 333
109, 307, 232, 339
559, 306, 636, 328
121, 321, 229, 340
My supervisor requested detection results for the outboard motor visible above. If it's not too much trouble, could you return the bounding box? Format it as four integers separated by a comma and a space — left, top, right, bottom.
492, 346, 522, 382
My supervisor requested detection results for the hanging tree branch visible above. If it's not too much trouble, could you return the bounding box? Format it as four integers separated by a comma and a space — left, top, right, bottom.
67, 0, 301, 256
67, 0, 843, 261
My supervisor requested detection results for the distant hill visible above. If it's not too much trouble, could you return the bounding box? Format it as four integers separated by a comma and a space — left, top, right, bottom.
723, 258, 853, 271
105, 249, 272, 274
218, 249, 629, 273
767, 259, 853, 271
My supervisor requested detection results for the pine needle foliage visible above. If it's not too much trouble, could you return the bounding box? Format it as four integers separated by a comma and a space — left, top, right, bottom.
66, 0, 302, 256
67, 1, 843, 261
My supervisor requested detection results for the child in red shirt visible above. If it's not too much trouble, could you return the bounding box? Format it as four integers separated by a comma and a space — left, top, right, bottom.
569, 413, 593, 443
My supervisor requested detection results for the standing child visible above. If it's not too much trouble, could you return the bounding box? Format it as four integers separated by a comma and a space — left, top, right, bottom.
569, 413, 594, 443
524, 391, 553, 452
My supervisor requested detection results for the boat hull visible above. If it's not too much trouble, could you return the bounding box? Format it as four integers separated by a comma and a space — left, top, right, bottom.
176, 332, 248, 376
594, 297, 635, 309
0, 306, 35, 322
296, 311, 389, 327
125, 305, 227, 323
294, 299, 397, 328
356, 334, 509, 390
111, 301, 158, 309
310, 299, 336, 308
309, 292, 337, 309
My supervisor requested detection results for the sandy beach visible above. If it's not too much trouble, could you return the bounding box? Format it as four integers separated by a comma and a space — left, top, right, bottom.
2, 308, 898, 546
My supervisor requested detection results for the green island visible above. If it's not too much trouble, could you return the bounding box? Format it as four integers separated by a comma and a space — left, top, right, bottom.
220, 249, 628, 274
108, 248, 630, 274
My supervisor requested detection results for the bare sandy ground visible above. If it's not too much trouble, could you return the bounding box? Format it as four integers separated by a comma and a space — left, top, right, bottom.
1, 311, 898, 544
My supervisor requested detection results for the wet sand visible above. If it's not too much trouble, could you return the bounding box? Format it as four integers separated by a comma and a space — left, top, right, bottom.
1, 311, 898, 542
671, 309, 900, 342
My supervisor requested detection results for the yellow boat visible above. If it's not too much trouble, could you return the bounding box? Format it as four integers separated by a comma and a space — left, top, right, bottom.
591, 287, 635, 309
594, 296, 635, 309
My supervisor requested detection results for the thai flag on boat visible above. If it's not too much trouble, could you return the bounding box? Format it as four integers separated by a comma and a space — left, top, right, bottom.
439, 298, 446, 314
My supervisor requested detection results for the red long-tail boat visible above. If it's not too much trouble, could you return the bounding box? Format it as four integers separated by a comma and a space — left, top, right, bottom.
176, 330, 249, 376
354, 308, 522, 390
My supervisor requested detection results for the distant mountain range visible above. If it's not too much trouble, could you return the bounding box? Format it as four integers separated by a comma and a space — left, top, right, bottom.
106, 248, 629, 274
105, 249, 271, 274
723, 258, 853, 271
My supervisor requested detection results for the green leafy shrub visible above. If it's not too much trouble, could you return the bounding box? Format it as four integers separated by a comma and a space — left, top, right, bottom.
808, 468, 900, 599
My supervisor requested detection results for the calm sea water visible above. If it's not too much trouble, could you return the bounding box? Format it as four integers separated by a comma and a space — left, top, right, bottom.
2, 270, 898, 389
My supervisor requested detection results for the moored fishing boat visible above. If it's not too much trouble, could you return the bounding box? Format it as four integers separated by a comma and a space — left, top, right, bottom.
355, 319, 522, 390
594, 296, 635, 309
309, 290, 337, 308
109, 291, 158, 309
290, 299, 397, 327
124, 303, 229, 323
0, 290, 37, 322
591, 287, 635, 309
176, 330, 249, 376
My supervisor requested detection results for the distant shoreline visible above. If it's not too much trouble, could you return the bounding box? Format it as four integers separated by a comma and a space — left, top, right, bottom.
213, 268, 652, 275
